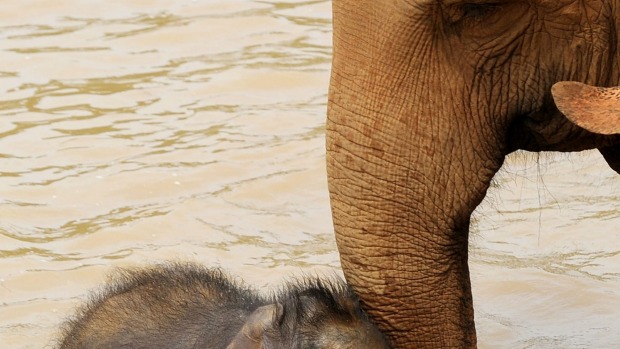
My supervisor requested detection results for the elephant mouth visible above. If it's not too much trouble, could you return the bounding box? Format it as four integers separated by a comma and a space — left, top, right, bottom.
505, 108, 619, 154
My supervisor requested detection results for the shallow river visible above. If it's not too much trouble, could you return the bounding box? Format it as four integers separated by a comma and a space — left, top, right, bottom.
0, 1, 619, 348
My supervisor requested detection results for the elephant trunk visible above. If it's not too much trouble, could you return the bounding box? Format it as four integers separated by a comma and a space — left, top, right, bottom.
326, 93, 497, 348
328, 1, 620, 348
326, 2, 506, 348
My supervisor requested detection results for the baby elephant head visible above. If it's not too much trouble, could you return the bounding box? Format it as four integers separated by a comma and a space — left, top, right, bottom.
227, 278, 391, 349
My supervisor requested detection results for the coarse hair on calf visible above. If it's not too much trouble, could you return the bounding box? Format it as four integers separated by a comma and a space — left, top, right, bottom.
57, 262, 391, 349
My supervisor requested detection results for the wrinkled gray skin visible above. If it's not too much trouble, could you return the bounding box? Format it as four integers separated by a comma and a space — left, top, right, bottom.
327, 1, 620, 348
57, 263, 390, 349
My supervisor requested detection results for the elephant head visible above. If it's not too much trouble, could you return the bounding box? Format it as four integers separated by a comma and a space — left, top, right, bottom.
326, 1, 620, 348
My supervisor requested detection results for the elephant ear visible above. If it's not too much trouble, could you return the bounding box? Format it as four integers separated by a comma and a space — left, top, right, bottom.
226, 304, 281, 349
551, 81, 620, 135
552, 81, 620, 174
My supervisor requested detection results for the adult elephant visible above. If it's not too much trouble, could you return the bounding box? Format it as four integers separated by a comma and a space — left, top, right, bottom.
326, 1, 620, 348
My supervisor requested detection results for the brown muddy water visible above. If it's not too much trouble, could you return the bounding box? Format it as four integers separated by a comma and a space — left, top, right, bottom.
0, 1, 619, 348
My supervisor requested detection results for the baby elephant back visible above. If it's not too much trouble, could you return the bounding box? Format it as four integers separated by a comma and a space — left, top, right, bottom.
57, 262, 391, 349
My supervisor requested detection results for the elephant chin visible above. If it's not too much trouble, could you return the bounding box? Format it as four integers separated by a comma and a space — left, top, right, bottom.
506, 82, 620, 175
505, 109, 605, 153
599, 145, 620, 174
507, 110, 620, 174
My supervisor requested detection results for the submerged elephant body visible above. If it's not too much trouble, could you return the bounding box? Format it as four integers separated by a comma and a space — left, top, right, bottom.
58, 263, 390, 349
327, 1, 620, 348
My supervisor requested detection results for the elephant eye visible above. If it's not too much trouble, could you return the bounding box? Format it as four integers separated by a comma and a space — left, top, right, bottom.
446, 2, 502, 24
460, 3, 500, 20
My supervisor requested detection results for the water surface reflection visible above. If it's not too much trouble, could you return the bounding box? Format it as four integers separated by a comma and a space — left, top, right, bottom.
0, 1, 618, 348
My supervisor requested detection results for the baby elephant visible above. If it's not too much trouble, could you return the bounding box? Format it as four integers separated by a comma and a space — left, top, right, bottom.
58, 262, 390, 349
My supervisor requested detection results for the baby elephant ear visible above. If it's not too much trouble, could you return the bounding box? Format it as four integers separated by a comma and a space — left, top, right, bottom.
551, 81, 620, 135
226, 304, 281, 349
